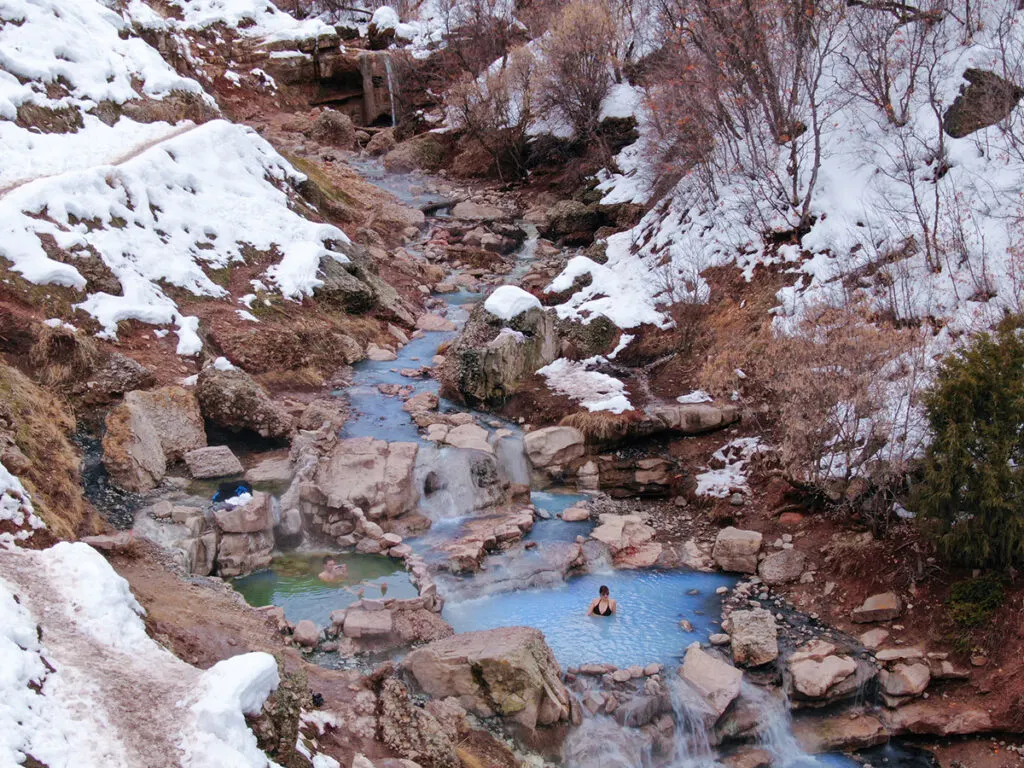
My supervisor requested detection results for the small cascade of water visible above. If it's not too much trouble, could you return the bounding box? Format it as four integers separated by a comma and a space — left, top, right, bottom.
413, 443, 508, 521
665, 676, 719, 768
563, 716, 655, 768
745, 683, 841, 768
493, 432, 530, 485
383, 54, 398, 127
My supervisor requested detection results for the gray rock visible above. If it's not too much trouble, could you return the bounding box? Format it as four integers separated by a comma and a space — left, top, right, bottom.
723, 608, 778, 666
757, 549, 806, 585
196, 367, 293, 440
712, 527, 762, 573
851, 592, 901, 623
185, 445, 243, 479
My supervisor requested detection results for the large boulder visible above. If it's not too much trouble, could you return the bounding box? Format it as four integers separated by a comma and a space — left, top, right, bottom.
541, 200, 599, 243
678, 645, 743, 720
523, 426, 586, 469
122, 386, 205, 461
444, 304, 560, 406
185, 445, 244, 479
314, 437, 418, 519
879, 663, 930, 698
451, 200, 509, 222
722, 609, 778, 667
379, 678, 459, 768
366, 127, 396, 156
309, 109, 355, 148
787, 641, 857, 700
757, 549, 806, 585
943, 68, 1024, 138
886, 701, 993, 735
102, 397, 166, 492
315, 255, 378, 314
102, 385, 207, 492
443, 423, 492, 454
589, 513, 661, 568
712, 527, 762, 573
196, 367, 294, 439
217, 530, 274, 577
792, 713, 889, 753
401, 627, 570, 732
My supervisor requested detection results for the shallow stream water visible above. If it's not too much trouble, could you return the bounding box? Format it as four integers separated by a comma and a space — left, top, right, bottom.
224, 160, 929, 768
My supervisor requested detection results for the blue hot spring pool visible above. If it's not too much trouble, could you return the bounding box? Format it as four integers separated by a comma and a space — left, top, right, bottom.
443, 569, 737, 669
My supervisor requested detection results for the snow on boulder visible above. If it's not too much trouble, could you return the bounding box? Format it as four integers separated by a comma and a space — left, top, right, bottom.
370, 6, 400, 31
189, 652, 281, 764
484, 285, 542, 321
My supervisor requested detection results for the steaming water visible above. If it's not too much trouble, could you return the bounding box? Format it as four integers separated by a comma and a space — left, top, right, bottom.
443, 569, 736, 668
231, 552, 417, 627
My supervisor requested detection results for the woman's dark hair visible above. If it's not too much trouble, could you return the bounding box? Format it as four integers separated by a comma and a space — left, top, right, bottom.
599, 585, 609, 596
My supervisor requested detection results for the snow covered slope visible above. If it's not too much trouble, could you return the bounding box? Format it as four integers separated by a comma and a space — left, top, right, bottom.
0, 541, 280, 768
550, 1, 1024, 469
0, 0, 355, 356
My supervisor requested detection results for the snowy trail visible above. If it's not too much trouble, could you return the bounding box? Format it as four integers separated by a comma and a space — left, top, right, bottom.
0, 545, 200, 767
0, 122, 200, 199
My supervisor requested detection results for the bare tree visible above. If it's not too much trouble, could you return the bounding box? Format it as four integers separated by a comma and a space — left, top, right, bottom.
436, 0, 520, 77
647, 0, 848, 234
537, 0, 617, 142
447, 46, 537, 180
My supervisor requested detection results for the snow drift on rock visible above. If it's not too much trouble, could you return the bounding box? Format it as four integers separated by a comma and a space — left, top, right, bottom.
484, 285, 542, 320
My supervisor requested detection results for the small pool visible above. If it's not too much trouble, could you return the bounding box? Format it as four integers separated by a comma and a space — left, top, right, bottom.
529, 490, 595, 543
232, 552, 418, 627
443, 569, 737, 668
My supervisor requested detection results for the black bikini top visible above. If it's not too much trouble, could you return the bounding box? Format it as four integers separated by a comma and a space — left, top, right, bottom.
594, 600, 612, 616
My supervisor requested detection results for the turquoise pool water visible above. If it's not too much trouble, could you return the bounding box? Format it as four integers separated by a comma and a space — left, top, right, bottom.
232, 552, 418, 627
443, 569, 737, 668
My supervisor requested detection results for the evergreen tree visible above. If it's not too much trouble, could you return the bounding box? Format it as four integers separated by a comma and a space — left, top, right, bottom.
918, 316, 1024, 569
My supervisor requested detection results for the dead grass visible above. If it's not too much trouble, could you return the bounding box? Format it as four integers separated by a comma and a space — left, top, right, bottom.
28, 323, 99, 389
0, 363, 97, 540
256, 366, 326, 392
560, 409, 645, 445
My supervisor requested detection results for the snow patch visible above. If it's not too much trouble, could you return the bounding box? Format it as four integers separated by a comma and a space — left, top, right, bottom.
677, 390, 713, 404
0, 462, 45, 546
484, 285, 542, 320
187, 652, 281, 767
371, 6, 400, 31
537, 358, 633, 413
695, 438, 770, 498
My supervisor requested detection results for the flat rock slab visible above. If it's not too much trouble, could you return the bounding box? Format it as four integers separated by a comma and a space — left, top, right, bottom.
852, 592, 902, 623
185, 445, 243, 479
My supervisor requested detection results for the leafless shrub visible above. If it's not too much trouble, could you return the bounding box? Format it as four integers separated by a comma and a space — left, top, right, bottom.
647, 0, 848, 234
765, 304, 929, 516
536, 0, 617, 142
437, 0, 520, 77
840, 1, 940, 126
447, 45, 536, 180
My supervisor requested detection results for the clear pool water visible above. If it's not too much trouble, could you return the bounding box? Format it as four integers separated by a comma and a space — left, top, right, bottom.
443, 569, 737, 668
232, 552, 417, 627
529, 490, 595, 542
